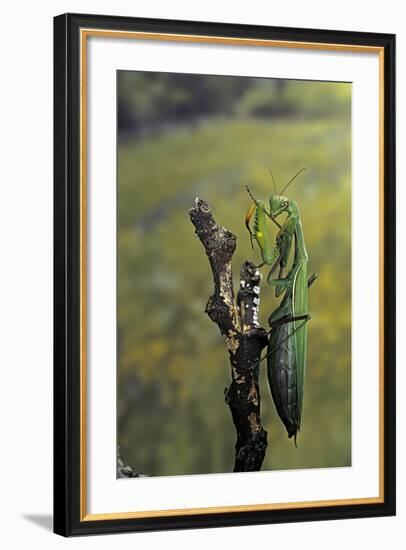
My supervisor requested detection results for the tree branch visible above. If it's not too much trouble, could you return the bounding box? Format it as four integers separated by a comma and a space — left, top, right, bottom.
189, 198, 268, 472
117, 447, 146, 478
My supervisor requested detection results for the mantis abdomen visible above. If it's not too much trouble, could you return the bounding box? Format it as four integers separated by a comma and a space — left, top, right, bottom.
267, 316, 300, 440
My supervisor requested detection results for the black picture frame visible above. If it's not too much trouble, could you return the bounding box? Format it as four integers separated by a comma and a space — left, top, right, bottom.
54, 12, 396, 537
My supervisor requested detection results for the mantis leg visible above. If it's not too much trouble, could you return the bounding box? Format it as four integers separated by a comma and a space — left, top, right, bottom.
245, 203, 256, 250
274, 230, 294, 296
265, 215, 297, 291
267, 274, 294, 288
245, 186, 281, 229
268, 313, 310, 330
307, 273, 318, 288
260, 316, 311, 363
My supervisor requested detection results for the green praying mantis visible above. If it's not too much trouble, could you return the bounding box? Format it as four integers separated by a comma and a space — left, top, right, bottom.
245, 169, 316, 444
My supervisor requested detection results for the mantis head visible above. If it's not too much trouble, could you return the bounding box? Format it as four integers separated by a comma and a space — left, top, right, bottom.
269, 194, 290, 219
268, 167, 306, 219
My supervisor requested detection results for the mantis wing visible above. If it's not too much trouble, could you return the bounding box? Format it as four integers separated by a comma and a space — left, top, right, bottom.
292, 258, 308, 427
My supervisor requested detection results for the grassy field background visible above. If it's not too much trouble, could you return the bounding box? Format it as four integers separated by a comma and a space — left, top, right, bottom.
117, 73, 351, 476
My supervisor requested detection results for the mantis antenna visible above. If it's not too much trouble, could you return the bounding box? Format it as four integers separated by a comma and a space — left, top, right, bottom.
269, 169, 277, 195
280, 167, 307, 195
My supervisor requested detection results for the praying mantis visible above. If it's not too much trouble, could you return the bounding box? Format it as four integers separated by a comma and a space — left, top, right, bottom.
245, 170, 316, 443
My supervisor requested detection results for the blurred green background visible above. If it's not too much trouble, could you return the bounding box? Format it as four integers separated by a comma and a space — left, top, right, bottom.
117, 71, 351, 476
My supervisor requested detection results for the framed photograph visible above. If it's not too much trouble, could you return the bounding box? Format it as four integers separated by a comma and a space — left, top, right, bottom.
54, 13, 396, 536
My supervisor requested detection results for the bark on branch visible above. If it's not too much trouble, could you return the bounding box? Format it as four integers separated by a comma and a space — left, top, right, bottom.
189, 198, 268, 472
